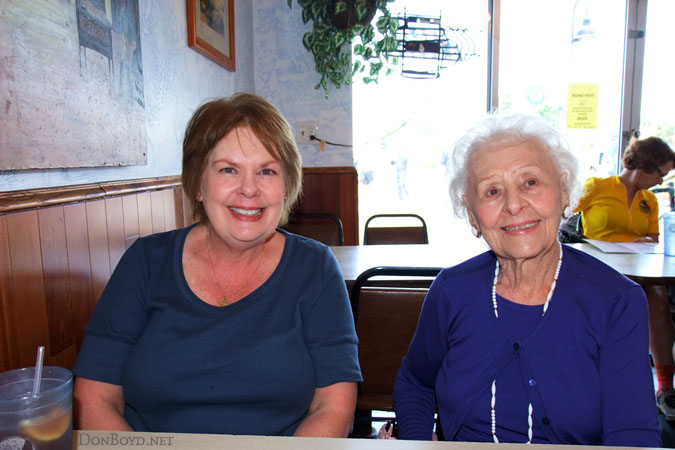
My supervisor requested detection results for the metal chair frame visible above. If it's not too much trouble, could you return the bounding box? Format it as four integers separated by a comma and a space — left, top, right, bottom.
363, 213, 429, 245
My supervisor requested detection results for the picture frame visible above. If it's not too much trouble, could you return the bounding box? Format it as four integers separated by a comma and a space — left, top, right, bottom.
187, 0, 235, 71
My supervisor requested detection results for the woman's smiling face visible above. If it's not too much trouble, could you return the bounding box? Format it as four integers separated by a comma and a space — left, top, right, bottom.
463, 138, 568, 261
198, 126, 286, 250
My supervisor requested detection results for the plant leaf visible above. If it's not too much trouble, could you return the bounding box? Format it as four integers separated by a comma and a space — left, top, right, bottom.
361, 25, 374, 44
389, 17, 400, 33
334, 0, 347, 15
302, 32, 314, 50
352, 59, 362, 75
301, 7, 312, 24
330, 71, 344, 86
309, 2, 325, 21
333, 31, 347, 48
383, 35, 397, 51
351, 23, 365, 35
315, 22, 332, 34
355, 1, 369, 21
376, 14, 390, 33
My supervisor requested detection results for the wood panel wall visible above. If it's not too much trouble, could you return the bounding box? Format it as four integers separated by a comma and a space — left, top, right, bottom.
293, 167, 359, 245
0, 167, 358, 372
0, 176, 190, 373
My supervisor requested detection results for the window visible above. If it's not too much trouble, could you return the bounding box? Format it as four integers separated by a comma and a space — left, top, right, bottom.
354, 0, 668, 245
497, 0, 627, 179
353, 0, 489, 248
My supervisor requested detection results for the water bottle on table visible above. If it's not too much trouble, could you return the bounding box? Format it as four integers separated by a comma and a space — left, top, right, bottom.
664, 212, 675, 256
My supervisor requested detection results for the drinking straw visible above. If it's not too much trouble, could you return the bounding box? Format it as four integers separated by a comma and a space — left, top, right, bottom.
32, 346, 45, 397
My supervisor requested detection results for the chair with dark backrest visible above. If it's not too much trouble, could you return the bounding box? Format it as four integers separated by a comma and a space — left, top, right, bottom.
557, 212, 585, 243
363, 214, 429, 245
349, 266, 442, 438
283, 212, 345, 246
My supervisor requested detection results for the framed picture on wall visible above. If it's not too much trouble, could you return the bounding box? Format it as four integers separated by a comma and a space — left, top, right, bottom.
187, 0, 235, 71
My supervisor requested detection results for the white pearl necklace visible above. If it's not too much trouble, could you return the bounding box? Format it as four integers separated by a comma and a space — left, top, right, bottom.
490, 244, 562, 444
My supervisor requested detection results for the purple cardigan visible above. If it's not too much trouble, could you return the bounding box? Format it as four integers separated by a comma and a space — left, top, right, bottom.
394, 245, 661, 446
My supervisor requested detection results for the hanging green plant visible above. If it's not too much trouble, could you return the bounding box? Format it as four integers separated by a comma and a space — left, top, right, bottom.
287, 0, 399, 97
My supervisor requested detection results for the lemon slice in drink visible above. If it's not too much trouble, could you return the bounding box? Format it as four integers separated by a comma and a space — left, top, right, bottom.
19, 406, 71, 443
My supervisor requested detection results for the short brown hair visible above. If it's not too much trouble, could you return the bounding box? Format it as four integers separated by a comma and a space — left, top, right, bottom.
622, 135, 675, 172
182, 93, 302, 225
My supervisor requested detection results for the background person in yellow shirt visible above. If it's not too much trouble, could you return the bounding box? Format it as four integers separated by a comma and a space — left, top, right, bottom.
576, 135, 675, 419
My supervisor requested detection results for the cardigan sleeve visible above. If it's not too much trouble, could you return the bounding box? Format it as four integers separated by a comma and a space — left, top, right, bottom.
394, 278, 449, 440
599, 284, 662, 447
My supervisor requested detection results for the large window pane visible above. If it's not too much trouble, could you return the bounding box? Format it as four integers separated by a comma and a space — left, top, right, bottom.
639, 0, 675, 148
498, 0, 627, 179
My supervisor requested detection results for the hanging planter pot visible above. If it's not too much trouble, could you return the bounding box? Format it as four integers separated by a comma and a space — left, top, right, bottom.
328, 0, 377, 32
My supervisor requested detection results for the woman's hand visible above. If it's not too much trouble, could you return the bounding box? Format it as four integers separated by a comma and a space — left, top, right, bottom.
73, 377, 133, 431
633, 234, 659, 243
293, 382, 357, 438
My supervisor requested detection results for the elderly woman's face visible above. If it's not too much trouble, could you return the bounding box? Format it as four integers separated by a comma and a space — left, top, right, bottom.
198, 126, 286, 249
464, 138, 567, 261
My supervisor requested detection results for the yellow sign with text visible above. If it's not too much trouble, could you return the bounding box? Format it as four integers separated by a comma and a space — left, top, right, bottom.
567, 83, 599, 129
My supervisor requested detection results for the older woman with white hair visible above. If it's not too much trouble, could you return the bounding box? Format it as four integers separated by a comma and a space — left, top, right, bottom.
393, 113, 661, 446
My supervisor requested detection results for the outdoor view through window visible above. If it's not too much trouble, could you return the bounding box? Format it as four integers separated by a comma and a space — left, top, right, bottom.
353, 0, 488, 251
354, 0, 675, 249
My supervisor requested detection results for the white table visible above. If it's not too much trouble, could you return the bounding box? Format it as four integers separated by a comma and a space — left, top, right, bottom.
569, 243, 675, 285
73, 430, 660, 450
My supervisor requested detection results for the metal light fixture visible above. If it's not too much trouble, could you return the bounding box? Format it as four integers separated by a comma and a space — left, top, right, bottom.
571, 0, 597, 43
392, 10, 476, 79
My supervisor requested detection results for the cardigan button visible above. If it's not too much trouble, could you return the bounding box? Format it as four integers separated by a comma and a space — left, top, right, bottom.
542, 417, 550, 425
528, 378, 536, 387
513, 342, 520, 351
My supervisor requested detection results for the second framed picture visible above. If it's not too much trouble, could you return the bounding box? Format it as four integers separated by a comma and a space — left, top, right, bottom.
187, 0, 235, 71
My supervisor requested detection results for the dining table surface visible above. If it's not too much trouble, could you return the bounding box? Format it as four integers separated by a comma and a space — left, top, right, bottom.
72, 430, 662, 450
568, 242, 675, 285
329, 241, 488, 287
329, 242, 675, 287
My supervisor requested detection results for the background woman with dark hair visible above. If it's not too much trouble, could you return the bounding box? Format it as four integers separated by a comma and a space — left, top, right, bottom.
575, 134, 675, 420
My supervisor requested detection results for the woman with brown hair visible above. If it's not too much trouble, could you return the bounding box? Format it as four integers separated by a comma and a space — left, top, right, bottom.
72, 93, 361, 436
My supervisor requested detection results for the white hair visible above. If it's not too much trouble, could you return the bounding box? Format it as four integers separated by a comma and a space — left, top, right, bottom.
448, 112, 581, 219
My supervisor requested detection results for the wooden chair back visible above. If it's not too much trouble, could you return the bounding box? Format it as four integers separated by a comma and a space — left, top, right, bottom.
284, 212, 344, 246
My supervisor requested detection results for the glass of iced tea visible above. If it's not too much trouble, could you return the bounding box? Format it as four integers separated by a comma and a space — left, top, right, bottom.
0, 366, 72, 450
